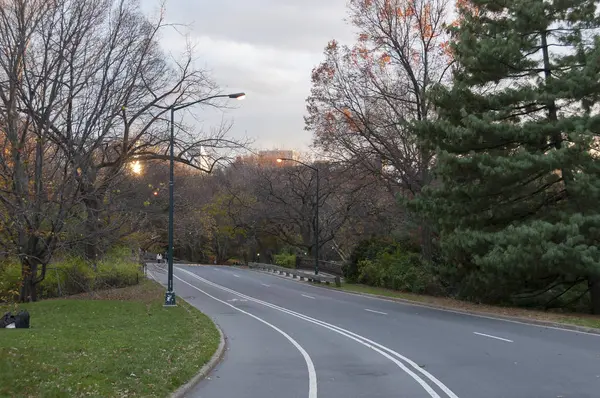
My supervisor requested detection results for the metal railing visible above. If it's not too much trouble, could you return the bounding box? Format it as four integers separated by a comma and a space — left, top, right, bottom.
249, 262, 341, 287
295, 256, 344, 276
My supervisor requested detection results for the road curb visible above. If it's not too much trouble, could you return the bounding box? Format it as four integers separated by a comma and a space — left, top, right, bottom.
170, 321, 227, 398
249, 268, 600, 336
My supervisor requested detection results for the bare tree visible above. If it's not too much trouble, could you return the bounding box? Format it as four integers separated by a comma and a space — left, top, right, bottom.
0, 0, 85, 301
0, 0, 249, 300
123, 155, 409, 267
12, 0, 248, 262
255, 161, 366, 259
305, 0, 453, 259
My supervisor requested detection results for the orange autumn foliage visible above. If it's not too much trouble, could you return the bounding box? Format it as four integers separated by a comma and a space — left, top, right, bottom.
454, 0, 479, 22
378, 52, 391, 68
342, 108, 360, 132
438, 0, 478, 61
311, 63, 336, 83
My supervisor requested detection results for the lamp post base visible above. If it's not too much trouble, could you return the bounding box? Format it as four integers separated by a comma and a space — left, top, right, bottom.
164, 290, 176, 306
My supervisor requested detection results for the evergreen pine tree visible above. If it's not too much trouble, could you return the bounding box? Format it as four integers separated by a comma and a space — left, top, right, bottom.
419, 0, 600, 312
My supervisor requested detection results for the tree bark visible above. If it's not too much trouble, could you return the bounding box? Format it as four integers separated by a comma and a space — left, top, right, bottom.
19, 260, 38, 302
84, 196, 102, 265
419, 153, 434, 262
420, 222, 433, 262
590, 275, 600, 315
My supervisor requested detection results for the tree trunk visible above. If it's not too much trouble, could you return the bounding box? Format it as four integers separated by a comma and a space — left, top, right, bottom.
420, 222, 433, 262
418, 157, 434, 263
84, 196, 102, 264
590, 276, 600, 315
19, 261, 38, 302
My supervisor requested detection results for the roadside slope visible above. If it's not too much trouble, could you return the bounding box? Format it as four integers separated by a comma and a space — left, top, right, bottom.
0, 280, 220, 398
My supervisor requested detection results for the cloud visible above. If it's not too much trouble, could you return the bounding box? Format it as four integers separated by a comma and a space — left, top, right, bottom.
161, 0, 354, 52
141, 0, 355, 150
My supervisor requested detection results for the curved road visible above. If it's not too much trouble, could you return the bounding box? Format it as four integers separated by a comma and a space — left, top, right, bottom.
148, 264, 600, 398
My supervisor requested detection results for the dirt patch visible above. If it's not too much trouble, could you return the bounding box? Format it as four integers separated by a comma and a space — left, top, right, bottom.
417, 295, 600, 325
61, 280, 162, 304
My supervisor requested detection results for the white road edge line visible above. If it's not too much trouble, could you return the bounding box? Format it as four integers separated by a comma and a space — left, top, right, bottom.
173, 274, 317, 398
177, 267, 459, 398
473, 332, 513, 343
302, 294, 316, 299
244, 267, 600, 338
365, 309, 388, 315
147, 270, 159, 283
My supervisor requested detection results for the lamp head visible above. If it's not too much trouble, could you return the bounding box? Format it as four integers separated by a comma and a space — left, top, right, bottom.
228, 92, 246, 100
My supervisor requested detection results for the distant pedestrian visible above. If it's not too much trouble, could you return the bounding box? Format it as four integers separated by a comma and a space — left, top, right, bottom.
156, 253, 163, 263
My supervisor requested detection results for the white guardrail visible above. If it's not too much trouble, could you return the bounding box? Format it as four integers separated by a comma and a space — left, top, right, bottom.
248, 262, 341, 287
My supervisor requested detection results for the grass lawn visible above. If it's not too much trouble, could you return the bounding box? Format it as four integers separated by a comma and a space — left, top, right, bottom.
337, 283, 600, 330
0, 280, 220, 398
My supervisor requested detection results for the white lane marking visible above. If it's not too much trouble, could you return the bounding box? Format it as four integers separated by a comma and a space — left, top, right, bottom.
302, 294, 316, 299
473, 332, 513, 343
365, 309, 388, 315
228, 298, 248, 302
261, 283, 271, 287
233, 274, 240, 278
147, 270, 159, 283
174, 274, 317, 398
247, 265, 600, 339
280, 278, 600, 339
177, 268, 458, 398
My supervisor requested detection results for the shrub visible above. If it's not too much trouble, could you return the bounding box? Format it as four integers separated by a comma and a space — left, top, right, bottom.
346, 237, 418, 282
95, 249, 140, 289
39, 256, 94, 298
0, 259, 21, 303
1, 246, 141, 301
273, 253, 296, 268
356, 248, 438, 294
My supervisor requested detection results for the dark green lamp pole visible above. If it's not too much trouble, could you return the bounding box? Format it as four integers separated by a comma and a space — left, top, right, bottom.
276, 158, 320, 275
164, 92, 246, 307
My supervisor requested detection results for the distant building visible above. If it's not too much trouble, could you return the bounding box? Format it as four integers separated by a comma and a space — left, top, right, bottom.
234, 149, 300, 167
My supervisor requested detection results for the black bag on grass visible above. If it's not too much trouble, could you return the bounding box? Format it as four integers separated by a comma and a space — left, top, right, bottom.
1, 310, 30, 328
0, 312, 15, 328
14, 310, 30, 328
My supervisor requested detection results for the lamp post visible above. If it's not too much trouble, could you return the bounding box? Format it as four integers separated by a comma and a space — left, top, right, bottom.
276, 158, 320, 275
164, 92, 246, 307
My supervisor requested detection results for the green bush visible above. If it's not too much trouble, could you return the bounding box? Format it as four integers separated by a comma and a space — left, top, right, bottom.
1, 247, 141, 301
356, 249, 437, 294
0, 259, 21, 302
39, 256, 95, 298
346, 237, 419, 282
95, 246, 140, 289
273, 253, 296, 268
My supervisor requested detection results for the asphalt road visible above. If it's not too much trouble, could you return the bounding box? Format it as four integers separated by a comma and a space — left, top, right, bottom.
148, 265, 600, 398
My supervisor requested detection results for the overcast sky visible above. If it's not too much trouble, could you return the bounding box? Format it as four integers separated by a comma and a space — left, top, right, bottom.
140, 0, 355, 151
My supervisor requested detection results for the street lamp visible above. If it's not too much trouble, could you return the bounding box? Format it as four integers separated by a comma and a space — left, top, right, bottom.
164, 92, 246, 307
276, 158, 320, 275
